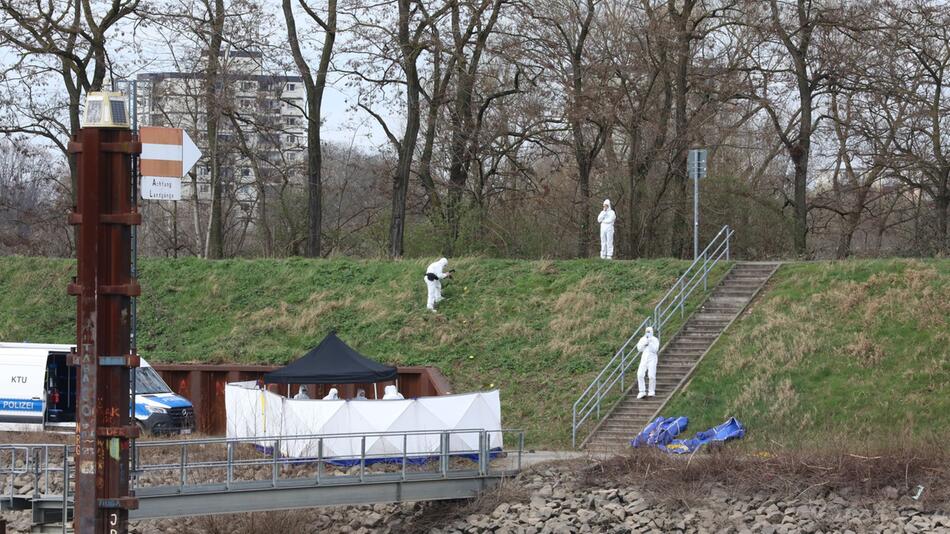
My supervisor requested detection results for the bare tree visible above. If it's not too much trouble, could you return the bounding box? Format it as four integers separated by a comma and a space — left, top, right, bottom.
0, 0, 138, 192
522, 0, 610, 257
283, 0, 337, 257
348, 0, 452, 257
740, 0, 839, 256
886, 0, 950, 254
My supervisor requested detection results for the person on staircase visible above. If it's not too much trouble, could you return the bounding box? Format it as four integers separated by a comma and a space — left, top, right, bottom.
636, 326, 660, 399
597, 199, 616, 259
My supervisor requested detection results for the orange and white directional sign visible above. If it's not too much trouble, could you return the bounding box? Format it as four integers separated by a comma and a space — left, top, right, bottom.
139, 126, 201, 200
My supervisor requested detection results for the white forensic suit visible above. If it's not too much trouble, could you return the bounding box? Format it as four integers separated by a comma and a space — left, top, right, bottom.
636, 327, 660, 398
598, 200, 616, 259
382, 385, 404, 400
424, 258, 450, 311
293, 386, 310, 400
322, 387, 339, 400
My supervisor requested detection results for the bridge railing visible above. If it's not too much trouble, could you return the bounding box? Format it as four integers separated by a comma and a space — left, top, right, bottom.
131, 428, 524, 494
571, 225, 734, 447
0, 443, 73, 533
2, 427, 524, 514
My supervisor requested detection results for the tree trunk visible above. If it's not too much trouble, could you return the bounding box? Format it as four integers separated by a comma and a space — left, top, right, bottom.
283, 0, 337, 258
936, 189, 949, 255
389, 0, 423, 258
670, 18, 691, 259
205, 0, 225, 259
791, 134, 810, 256
576, 157, 592, 258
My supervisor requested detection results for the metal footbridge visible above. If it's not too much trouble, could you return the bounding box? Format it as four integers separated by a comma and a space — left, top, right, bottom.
2, 428, 524, 532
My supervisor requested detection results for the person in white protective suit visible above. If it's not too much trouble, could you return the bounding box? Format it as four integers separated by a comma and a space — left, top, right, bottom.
597, 199, 616, 259
382, 385, 404, 399
354, 388, 367, 400
293, 385, 310, 399
424, 257, 452, 311
636, 327, 660, 399
322, 387, 339, 400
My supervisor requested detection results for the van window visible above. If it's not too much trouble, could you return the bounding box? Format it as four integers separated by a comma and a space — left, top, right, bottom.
136, 367, 172, 395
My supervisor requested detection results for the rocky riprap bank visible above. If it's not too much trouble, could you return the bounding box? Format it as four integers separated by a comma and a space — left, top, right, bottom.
4, 459, 948, 533
144, 456, 948, 534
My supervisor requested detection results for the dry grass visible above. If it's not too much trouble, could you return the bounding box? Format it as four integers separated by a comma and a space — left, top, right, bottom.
668, 259, 950, 446
186, 510, 318, 534
579, 446, 950, 511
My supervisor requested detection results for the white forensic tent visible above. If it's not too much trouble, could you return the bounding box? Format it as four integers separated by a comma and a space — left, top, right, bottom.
225, 381, 503, 459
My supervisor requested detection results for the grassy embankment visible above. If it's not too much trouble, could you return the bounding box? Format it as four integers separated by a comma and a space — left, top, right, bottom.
665, 259, 950, 448
0, 256, 715, 447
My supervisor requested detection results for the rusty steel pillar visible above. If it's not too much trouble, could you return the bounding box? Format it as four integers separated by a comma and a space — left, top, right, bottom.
67, 125, 142, 533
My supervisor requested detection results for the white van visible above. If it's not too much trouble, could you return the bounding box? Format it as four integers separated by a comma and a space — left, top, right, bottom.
0, 342, 195, 434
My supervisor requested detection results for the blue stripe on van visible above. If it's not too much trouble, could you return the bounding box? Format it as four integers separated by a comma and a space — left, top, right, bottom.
0, 398, 43, 412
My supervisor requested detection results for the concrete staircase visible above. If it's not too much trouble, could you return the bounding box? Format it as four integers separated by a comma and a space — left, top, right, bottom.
583, 262, 781, 451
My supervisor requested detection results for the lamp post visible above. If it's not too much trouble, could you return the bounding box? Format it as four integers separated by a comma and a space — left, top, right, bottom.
688, 148, 708, 259
69, 91, 140, 533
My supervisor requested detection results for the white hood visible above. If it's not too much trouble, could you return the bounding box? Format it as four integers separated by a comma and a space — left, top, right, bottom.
426, 258, 448, 276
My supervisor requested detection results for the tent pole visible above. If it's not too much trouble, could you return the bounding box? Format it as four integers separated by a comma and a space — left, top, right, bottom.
373, 384, 378, 399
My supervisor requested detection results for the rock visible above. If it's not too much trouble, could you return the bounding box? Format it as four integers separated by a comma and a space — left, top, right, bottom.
363, 512, 383, 528
492, 502, 511, 519
883, 486, 899, 500
538, 484, 553, 497
576, 509, 597, 525
626, 500, 650, 515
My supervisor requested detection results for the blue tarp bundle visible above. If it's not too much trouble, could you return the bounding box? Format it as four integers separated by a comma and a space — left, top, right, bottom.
630, 416, 689, 448
631, 416, 745, 454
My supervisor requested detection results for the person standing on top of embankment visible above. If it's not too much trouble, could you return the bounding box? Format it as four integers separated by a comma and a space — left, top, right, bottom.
598, 199, 616, 259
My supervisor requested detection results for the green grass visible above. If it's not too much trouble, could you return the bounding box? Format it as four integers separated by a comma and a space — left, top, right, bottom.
664, 259, 950, 448
0, 256, 719, 447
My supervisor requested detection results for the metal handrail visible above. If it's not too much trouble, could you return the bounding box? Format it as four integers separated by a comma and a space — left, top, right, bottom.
0, 443, 73, 534
571, 225, 733, 447
2, 428, 524, 512
131, 427, 521, 492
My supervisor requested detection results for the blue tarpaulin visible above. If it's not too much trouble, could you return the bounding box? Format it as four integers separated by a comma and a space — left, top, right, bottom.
630, 416, 689, 448
631, 416, 745, 454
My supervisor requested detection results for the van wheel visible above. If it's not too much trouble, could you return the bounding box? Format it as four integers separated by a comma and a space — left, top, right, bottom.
135, 421, 148, 437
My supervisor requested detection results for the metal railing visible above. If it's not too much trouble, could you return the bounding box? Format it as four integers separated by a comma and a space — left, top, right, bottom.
0, 443, 73, 533
2, 427, 524, 525
571, 225, 734, 447
131, 428, 524, 494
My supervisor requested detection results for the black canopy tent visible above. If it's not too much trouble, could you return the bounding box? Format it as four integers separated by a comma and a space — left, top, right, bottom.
263, 331, 397, 386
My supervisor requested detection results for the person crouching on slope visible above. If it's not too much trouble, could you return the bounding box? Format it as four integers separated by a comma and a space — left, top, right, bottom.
424, 257, 453, 312
636, 327, 660, 399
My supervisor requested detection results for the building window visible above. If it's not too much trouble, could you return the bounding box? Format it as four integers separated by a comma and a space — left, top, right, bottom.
241, 81, 255, 91
287, 135, 297, 143
287, 83, 296, 91
242, 168, 251, 177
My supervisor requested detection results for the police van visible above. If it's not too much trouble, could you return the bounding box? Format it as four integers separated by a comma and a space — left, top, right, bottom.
0, 342, 195, 434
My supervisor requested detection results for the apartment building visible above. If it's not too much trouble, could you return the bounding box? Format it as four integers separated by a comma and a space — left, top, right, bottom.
136, 51, 307, 204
